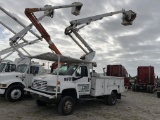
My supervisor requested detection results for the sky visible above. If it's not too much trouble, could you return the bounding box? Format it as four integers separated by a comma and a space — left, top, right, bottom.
0, 0, 160, 76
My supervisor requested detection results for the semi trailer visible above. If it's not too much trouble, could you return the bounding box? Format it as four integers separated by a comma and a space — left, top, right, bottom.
132, 66, 155, 93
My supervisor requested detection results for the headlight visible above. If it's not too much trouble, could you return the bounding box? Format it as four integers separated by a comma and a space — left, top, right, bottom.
0, 83, 7, 88
46, 86, 60, 92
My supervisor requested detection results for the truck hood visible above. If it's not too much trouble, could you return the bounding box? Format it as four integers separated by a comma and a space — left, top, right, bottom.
33, 74, 72, 85
0, 72, 23, 82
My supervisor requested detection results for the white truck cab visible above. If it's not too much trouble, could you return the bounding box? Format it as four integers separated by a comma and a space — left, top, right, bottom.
25, 52, 125, 115
0, 62, 49, 102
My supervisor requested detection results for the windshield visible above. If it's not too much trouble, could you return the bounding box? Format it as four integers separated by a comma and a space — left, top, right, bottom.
52, 64, 78, 75
0, 63, 6, 72
15, 64, 27, 73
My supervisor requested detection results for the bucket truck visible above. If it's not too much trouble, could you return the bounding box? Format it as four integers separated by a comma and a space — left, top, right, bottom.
25, 9, 136, 115
0, 2, 83, 102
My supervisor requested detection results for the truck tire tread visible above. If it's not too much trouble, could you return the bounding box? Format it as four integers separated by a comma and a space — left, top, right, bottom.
58, 96, 75, 115
107, 92, 117, 106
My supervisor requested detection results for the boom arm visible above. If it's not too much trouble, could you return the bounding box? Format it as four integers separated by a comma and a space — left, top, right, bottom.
24, 2, 83, 55
24, 2, 83, 72
0, 7, 43, 61
65, 9, 136, 61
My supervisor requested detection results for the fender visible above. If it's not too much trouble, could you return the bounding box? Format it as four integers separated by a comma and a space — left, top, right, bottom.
0, 78, 26, 89
60, 82, 79, 98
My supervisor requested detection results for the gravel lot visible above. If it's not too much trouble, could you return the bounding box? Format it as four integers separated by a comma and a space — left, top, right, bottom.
0, 90, 160, 120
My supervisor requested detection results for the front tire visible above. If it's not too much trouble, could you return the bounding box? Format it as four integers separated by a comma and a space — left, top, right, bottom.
58, 96, 75, 115
5, 85, 24, 102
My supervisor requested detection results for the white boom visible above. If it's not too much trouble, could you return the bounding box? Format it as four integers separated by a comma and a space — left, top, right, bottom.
0, 6, 43, 61
0, 6, 42, 40
65, 9, 136, 61
0, 2, 83, 63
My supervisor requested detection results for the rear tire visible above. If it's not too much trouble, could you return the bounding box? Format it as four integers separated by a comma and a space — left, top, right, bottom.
157, 92, 160, 98
132, 84, 135, 91
147, 85, 154, 93
146, 85, 149, 93
5, 85, 24, 102
108, 92, 117, 106
135, 84, 138, 91
58, 96, 75, 115
36, 100, 47, 106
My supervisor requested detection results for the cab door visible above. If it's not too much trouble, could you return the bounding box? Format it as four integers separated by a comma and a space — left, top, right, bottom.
73, 66, 91, 95
25, 66, 39, 87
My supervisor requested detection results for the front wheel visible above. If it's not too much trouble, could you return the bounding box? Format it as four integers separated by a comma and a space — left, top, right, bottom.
5, 85, 24, 102
58, 96, 75, 115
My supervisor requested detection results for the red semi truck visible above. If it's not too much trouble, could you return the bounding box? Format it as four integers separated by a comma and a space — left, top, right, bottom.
106, 65, 130, 89
132, 66, 155, 93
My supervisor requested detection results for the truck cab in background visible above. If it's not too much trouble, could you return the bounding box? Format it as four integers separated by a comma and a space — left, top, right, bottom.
132, 66, 155, 93
106, 65, 131, 89
0, 60, 16, 73
0, 60, 49, 102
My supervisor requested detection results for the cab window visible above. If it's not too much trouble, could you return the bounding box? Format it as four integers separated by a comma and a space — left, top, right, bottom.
28, 66, 39, 74
5, 64, 16, 72
76, 66, 88, 77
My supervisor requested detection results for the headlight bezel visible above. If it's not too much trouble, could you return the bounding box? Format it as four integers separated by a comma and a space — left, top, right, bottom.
0, 83, 7, 88
46, 86, 60, 92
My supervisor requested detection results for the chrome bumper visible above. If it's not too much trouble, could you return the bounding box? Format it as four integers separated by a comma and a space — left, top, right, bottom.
24, 88, 57, 99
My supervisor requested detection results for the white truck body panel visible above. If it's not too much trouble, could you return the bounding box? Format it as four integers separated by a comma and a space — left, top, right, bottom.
91, 76, 124, 96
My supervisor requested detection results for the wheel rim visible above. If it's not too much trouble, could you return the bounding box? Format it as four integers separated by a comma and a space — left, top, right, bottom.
64, 100, 72, 113
11, 89, 22, 99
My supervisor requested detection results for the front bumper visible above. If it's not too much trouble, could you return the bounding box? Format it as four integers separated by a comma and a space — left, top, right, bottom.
24, 88, 61, 104
0, 88, 5, 95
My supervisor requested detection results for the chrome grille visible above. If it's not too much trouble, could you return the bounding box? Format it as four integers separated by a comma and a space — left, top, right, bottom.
32, 80, 47, 91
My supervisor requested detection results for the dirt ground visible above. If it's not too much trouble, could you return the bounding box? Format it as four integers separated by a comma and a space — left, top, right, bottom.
0, 90, 160, 120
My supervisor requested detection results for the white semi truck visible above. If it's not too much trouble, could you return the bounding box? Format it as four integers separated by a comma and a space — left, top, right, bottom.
25, 52, 125, 115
